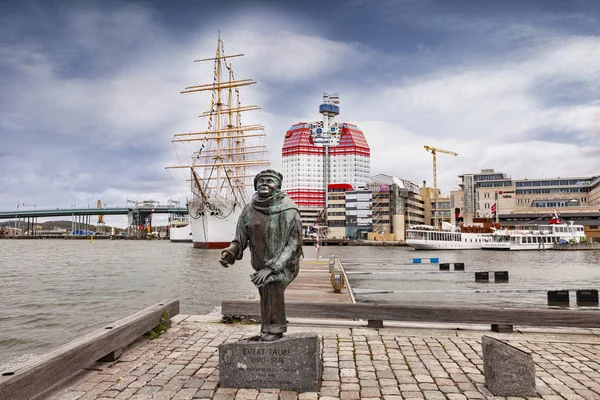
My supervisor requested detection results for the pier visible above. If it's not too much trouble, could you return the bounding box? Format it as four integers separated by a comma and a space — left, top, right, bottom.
2, 259, 600, 400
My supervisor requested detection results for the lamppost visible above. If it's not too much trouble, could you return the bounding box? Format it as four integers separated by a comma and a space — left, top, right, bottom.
15, 198, 19, 229
494, 191, 499, 225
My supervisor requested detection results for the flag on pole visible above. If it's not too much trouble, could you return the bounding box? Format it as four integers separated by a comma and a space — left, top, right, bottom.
491, 203, 497, 214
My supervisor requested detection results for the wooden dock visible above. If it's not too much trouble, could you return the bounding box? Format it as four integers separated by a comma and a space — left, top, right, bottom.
271, 258, 354, 304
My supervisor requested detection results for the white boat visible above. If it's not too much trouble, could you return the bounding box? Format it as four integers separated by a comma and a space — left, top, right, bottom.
169, 215, 192, 243
481, 214, 586, 251
166, 33, 269, 249
406, 222, 493, 250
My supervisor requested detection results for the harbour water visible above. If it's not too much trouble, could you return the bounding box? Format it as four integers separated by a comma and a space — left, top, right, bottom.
337, 247, 600, 308
0, 240, 258, 371
1, 240, 600, 372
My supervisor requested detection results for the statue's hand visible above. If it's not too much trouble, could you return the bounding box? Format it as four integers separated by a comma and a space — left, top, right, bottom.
220, 250, 234, 268
251, 268, 272, 286
220, 243, 240, 268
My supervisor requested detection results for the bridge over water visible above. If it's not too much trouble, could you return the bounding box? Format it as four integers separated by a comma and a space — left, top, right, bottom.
0, 206, 188, 238
0, 206, 187, 219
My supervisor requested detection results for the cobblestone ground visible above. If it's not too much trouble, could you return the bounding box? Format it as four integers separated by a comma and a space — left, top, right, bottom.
44, 316, 600, 400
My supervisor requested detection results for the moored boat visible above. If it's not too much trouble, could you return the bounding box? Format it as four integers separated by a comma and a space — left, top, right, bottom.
169, 215, 192, 243
406, 221, 493, 250
166, 33, 269, 249
482, 214, 586, 251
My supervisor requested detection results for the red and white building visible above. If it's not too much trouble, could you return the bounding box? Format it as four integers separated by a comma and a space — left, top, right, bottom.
281, 94, 370, 228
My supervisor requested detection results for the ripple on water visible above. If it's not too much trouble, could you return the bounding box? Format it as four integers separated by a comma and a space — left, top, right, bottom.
1, 353, 41, 373
0, 240, 259, 370
1, 241, 599, 371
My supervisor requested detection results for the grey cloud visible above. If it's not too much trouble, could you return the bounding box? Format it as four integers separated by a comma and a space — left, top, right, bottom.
2, 0, 600, 213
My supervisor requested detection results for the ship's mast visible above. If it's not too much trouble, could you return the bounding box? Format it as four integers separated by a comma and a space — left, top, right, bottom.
226, 54, 235, 201
235, 80, 247, 202
166, 33, 269, 205
215, 32, 223, 197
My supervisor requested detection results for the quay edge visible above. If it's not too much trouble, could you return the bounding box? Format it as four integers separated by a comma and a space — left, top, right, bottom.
554, 242, 600, 250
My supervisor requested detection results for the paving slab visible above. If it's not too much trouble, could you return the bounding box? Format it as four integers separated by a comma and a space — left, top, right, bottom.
41, 317, 600, 400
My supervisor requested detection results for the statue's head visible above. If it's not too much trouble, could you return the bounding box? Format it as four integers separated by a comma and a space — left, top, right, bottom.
254, 169, 283, 198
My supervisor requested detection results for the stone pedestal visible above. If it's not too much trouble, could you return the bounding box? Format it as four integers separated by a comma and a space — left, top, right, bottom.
219, 333, 321, 392
482, 335, 536, 396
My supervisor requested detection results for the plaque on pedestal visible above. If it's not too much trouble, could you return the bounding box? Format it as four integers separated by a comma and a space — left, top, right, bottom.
219, 333, 321, 392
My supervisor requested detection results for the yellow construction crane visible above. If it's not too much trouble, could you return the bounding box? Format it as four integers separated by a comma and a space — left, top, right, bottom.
424, 145, 458, 227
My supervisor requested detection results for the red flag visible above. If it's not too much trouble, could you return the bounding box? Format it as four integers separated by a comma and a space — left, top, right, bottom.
491, 204, 497, 214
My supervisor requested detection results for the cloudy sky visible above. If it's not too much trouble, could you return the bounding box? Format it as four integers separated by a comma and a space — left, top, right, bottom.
1, 0, 600, 226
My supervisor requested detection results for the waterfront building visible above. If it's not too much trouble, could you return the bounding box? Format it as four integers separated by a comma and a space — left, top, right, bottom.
458, 168, 513, 222
369, 182, 391, 239
435, 196, 451, 226
327, 183, 353, 238
366, 174, 425, 241
508, 175, 600, 240
513, 176, 592, 210
589, 176, 600, 208
406, 188, 426, 228
419, 187, 451, 227
454, 169, 600, 241
298, 207, 323, 236
281, 94, 370, 233
450, 189, 465, 225
345, 187, 373, 239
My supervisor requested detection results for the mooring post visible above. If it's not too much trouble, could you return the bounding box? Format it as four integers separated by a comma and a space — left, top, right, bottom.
367, 319, 384, 328
491, 324, 514, 333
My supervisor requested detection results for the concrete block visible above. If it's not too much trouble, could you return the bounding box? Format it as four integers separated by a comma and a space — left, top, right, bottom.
482, 335, 536, 397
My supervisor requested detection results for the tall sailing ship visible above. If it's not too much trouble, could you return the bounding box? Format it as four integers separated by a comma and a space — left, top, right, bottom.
166, 34, 269, 249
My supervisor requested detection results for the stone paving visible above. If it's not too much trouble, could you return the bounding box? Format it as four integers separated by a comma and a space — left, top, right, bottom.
44, 315, 600, 400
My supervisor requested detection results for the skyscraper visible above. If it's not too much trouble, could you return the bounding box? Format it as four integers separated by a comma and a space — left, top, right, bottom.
281, 94, 370, 219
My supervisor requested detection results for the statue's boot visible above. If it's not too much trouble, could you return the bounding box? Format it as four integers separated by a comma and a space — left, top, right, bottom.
261, 333, 283, 342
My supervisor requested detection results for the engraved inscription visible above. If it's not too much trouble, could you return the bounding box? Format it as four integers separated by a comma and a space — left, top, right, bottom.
219, 333, 321, 392
241, 347, 292, 367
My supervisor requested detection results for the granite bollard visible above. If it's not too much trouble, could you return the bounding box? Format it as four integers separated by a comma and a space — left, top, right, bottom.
219, 333, 321, 392
482, 335, 536, 396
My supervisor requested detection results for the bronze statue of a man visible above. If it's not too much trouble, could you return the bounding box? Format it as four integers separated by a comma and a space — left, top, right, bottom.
220, 169, 303, 341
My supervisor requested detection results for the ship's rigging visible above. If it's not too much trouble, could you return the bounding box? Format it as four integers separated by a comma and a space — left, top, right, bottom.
166, 33, 269, 220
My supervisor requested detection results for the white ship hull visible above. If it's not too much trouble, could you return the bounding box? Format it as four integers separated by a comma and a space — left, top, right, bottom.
480, 242, 511, 250
481, 242, 552, 251
406, 233, 490, 250
406, 227, 492, 250
406, 238, 487, 250
190, 206, 243, 249
169, 223, 192, 243
481, 221, 586, 251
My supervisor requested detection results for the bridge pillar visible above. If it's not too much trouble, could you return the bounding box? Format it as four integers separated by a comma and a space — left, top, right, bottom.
128, 210, 152, 239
